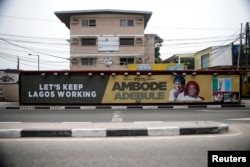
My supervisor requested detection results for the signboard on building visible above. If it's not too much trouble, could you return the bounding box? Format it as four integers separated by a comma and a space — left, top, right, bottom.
19, 72, 241, 105
98, 36, 119, 51
127, 63, 184, 71
0, 71, 19, 84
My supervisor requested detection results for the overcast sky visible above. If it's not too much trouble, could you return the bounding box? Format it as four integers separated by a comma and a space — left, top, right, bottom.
0, 0, 249, 70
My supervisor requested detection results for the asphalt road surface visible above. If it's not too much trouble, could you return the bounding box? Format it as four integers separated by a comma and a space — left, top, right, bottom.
0, 124, 249, 167
0, 107, 250, 167
0, 107, 250, 123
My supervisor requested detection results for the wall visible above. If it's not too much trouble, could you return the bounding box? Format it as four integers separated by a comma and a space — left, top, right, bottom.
194, 47, 212, 69
19, 71, 241, 105
211, 46, 232, 67
4, 84, 19, 102
144, 34, 155, 64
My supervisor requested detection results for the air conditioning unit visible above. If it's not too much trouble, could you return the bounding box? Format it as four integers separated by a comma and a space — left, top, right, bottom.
136, 38, 143, 43
135, 57, 143, 64
70, 38, 79, 44
71, 18, 78, 24
70, 58, 78, 63
136, 18, 143, 24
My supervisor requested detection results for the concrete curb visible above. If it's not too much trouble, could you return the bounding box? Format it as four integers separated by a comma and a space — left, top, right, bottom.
0, 104, 245, 110
0, 124, 229, 138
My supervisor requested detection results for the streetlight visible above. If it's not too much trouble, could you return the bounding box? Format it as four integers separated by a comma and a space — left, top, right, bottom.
28, 54, 40, 71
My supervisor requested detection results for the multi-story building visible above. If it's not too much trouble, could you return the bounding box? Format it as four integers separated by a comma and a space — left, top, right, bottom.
55, 9, 155, 70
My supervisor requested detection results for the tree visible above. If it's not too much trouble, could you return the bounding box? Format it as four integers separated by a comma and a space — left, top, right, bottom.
155, 35, 163, 63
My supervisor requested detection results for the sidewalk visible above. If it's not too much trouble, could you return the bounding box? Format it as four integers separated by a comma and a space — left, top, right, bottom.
241, 99, 250, 107
0, 121, 229, 138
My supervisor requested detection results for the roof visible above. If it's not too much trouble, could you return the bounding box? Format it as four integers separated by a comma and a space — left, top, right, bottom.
54, 9, 152, 29
163, 53, 195, 63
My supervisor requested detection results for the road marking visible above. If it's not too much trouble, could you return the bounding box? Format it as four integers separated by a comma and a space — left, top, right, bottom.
80, 106, 96, 110
142, 106, 158, 109
207, 105, 221, 108
111, 106, 127, 109
62, 122, 92, 124
0, 122, 21, 123
0, 129, 21, 138
134, 121, 164, 123
112, 111, 123, 122
173, 106, 188, 109
226, 118, 250, 121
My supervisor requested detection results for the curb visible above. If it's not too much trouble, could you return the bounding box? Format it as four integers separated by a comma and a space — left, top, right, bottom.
0, 124, 229, 138
0, 104, 245, 110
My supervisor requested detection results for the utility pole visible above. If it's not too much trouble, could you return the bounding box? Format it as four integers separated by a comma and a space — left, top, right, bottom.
237, 23, 242, 70
245, 22, 250, 95
246, 22, 250, 56
28, 54, 40, 71
17, 57, 19, 70
246, 22, 250, 62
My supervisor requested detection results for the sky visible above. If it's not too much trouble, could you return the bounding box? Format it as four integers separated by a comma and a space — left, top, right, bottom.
0, 0, 249, 70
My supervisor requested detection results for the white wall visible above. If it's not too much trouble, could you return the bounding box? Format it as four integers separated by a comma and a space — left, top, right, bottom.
211, 46, 232, 67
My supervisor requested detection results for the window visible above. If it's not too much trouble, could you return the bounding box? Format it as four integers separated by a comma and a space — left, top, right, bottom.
120, 58, 134, 65
120, 19, 134, 26
81, 58, 96, 65
81, 38, 96, 46
120, 20, 127, 26
127, 20, 134, 26
82, 19, 96, 27
201, 54, 210, 69
120, 38, 134, 46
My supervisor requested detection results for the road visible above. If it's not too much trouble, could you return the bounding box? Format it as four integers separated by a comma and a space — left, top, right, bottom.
0, 107, 250, 123
0, 124, 249, 167
0, 107, 250, 167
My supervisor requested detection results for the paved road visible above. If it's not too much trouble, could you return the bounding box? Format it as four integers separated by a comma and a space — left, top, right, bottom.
0, 124, 249, 167
0, 107, 250, 123
0, 107, 249, 167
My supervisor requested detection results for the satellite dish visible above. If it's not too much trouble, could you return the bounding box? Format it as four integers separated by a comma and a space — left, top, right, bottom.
104, 57, 113, 67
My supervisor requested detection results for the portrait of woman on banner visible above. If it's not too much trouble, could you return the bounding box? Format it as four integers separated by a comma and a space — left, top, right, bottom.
183, 81, 204, 101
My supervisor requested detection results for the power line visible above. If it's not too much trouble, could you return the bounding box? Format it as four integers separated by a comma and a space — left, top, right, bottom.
0, 52, 69, 70
0, 33, 67, 41
0, 14, 59, 23
0, 38, 69, 60
148, 26, 238, 31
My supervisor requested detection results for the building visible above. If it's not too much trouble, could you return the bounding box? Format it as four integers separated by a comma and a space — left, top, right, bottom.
163, 44, 250, 97
55, 9, 155, 70
163, 44, 246, 70
163, 53, 195, 70
195, 45, 233, 70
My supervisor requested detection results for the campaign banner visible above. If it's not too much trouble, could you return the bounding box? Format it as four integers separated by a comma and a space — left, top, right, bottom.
20, 74, 109, 104
19, 73, 240, 105
102, 75, 168, 103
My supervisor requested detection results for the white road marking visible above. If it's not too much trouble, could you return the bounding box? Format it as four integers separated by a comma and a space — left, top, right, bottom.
0, 122, 21, 123
112, 111, 123, 122
134, 121, 164, 123
226, 118, 250, 121
62, 122, 92, 124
